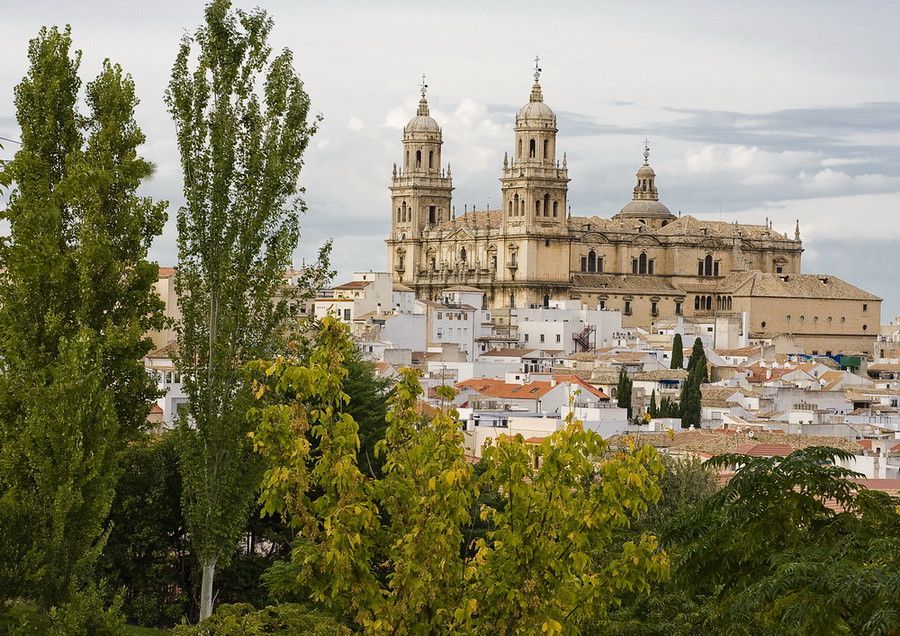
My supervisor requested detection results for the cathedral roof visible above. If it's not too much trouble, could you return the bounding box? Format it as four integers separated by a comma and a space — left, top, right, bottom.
618, 199, 672, 218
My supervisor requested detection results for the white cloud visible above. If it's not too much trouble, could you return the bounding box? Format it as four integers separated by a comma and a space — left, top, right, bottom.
347, 116, 366, 131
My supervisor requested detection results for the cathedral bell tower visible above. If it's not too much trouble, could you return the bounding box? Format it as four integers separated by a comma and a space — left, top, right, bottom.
501, 58, 569, 235
389, 76, 453, 282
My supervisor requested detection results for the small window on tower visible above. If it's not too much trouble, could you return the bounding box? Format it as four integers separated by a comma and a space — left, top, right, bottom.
428, 150, 433, 168
543, 139, 549, 158
529, 139, 536, 158
429, 206, 436, 224
415, 150, 421, 168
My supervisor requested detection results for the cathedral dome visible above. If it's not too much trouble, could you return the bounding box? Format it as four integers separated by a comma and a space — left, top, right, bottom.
405, 87, 441, 134
516, 81, 555, 123
618, 198, 672, 218
614, 141, 676, 222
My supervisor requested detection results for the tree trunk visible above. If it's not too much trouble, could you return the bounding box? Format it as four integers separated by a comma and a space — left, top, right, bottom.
199, 556, 217, 622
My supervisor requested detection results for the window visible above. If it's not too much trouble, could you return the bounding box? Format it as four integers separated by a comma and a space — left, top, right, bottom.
524, 334, 529, 342
714, 261, 720, 276
543, 138, 549, 158
428, 150, 433, 168
460, 247, 467, 262
648, 259, 654, 275
651, 301, 658, 316
540, 334, 545, 343
543, 294, 550, 308
556, 334, 561, 343
544, 194, 550, 217
553, 201, 558, 217
775, 265, 783, 274
490, 254, 497, 270
675, 301, 682, 316
545, 239, 550, 247
431, 257, 437, 271
529, 138, 536, 158
429, 205, 436, 224
639, 252, 647, 274
438, 312, 443, 319
581, 256, 587, 272
624, 301, 632, 315
415, 150, 421, 168
632, 258, 638, 274
698, 260, 704, 276
343, 308, 351, 321
535, 200, 540, 216
598, 299, 606, 310
694, 296, 701, 311
587, 250, 596, 273
863, 303, 868, 311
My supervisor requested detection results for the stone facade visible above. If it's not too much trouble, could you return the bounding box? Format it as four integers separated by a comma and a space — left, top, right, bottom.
386, 71, 881, 355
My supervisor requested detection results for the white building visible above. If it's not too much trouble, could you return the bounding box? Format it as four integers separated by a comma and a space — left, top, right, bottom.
511, 300, 625, 354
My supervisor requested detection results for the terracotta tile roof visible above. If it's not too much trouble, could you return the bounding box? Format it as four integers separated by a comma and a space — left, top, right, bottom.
632, 369, 688, 381
868, 363, 900, 372
607, 429, 860, 456
524, 436, 546, 444
552, 374, 611, 400
480, 348, 533, 358
149, 403, 163, 414
158, 266, 176, 278
857, 439, 874, 450
456, 378, 554, 400
733, 442, 793, 457
334, 280, 371, 290
147, 340, 178, 359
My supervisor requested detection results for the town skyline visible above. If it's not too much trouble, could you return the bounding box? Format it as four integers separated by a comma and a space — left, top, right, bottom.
2, 0, 898, 317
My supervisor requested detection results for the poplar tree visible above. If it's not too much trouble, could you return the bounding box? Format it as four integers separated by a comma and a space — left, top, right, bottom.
0, 26, 165, 616
165, 0, 319, 620
670, 333, 684, 369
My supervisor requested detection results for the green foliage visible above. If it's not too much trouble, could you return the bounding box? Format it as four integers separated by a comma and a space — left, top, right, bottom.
678, 338, 707, 428
165, 0, 323, 618
101, 433, 191, 627
344, 356, 392, 478
669, 447, 900, 635
670, 333, 684, 369
648, 389, 658, 418
0, 24, 164, 614
171, 603, 348, 635
1, 585, 125, 635
616, 367, 633, 418
250, 317, 668, 634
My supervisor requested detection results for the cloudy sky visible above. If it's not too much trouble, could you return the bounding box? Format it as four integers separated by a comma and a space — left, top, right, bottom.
2, 1, 899, 318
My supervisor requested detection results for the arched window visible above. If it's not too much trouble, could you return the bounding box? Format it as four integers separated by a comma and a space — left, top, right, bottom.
517, 139, 522, 158
513, 193, 519, 216
396, 207, 401, 222
508, 200, 513, 216
704, 254, 713, 276
535, 200, 540, 216
552, 201, 558, 217
706, 296, 713, 310
695, 296, 701, 310
460, 247, 467, 262
639, 252, 647, 274
587, 250, 596, 273
401, 201, 407, 222
428, 150, 433, 169
543, 139, 549, 158
529, 138, 536, 158
543, 194, 550, 217
415, 150, 421, 168
641, 180, 647, 192
510, 293, 515, 308
543, 294, 550, 308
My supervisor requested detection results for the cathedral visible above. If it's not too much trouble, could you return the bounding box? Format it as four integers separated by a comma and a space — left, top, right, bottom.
385, 66, 880, 354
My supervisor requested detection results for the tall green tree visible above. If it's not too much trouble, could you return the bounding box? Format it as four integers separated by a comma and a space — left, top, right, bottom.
616, 367, 633, 419
165, 0, 320, 620
648, 389, 658, 418
0, 25, 165, 617
679, 338, 707, 428
670, 333, 684, 369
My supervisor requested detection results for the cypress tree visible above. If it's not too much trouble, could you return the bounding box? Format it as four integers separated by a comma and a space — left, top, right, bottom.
648, 389, 658, 418
680, 338, 708, 428
670, 333, 684, 369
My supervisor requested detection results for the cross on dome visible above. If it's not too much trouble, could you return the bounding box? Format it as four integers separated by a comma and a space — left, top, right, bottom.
643, 139, 650, 165
420, 73, 428, 98
533, 55, 542, 82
